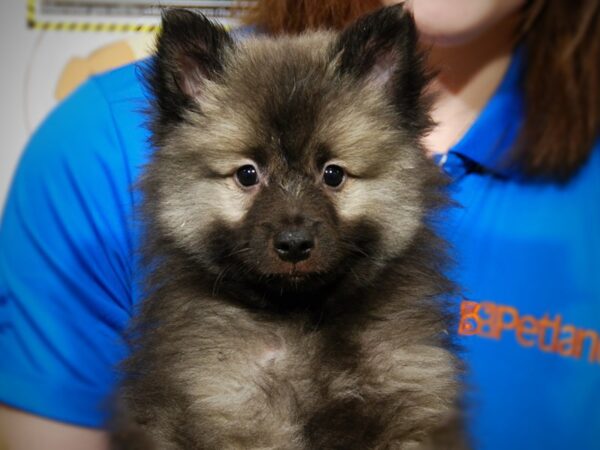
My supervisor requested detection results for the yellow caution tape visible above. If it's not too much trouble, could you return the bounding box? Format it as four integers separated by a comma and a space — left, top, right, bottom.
26, 0, 160, 33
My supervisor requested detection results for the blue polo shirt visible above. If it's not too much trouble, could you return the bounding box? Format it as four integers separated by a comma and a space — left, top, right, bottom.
0, 49, 598, 448
433, 51, 600, 449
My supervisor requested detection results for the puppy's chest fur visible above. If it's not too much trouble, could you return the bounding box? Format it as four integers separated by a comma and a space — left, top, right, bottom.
119, 276, 460, 450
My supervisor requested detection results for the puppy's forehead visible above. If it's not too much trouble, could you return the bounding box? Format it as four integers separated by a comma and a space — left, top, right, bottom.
231, 32, 337, 99
230, 34, 338, 160
194, 32, 407, 173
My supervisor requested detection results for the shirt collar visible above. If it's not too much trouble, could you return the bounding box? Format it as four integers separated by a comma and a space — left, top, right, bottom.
435, 47, 525, 179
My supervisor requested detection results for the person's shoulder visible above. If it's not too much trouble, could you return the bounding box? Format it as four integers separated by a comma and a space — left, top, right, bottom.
35, 59, 149, 137
37, 59, 151, 152
90, 58, 150, 105
23, 60, 151, 184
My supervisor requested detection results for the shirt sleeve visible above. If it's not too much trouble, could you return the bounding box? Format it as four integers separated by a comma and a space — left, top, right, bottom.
0, 76, 141, 428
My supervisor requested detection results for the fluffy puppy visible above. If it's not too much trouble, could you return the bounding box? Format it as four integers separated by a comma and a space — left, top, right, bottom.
112, 6, 468, 450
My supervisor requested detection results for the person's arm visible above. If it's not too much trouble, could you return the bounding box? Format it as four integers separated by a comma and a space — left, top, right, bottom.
0, 68, 147, 440
0, 405, 109, 450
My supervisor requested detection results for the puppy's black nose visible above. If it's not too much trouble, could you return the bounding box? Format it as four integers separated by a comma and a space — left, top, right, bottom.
274, 229, 314, 263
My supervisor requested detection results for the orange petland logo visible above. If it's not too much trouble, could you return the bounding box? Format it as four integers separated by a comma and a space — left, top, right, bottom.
459, 300, 600, 363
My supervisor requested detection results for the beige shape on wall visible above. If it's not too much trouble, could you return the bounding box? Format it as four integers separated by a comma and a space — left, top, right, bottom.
55, 33, 156, 101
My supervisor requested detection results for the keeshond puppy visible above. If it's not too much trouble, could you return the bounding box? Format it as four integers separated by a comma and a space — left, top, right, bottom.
112, 5, 468, 450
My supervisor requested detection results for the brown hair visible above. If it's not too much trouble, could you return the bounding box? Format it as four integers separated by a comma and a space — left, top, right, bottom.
518, 1, 600, 181
239, 0, 381, 35
239, 0, 600, 182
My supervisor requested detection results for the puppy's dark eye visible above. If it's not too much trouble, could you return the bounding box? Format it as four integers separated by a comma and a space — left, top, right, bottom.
236, 165, 259, 187
323, 165, 345, 188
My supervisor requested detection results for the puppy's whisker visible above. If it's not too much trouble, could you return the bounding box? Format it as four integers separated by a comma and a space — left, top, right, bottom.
212, 264, 232, 296
224, 247, 251, 258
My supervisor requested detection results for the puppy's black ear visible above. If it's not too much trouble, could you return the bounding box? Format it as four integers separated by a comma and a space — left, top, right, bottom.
333, 5, 430, 129
150, 9, 233, 121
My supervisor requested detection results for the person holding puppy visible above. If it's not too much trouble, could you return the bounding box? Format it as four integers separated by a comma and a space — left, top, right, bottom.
0, 0, 598, 449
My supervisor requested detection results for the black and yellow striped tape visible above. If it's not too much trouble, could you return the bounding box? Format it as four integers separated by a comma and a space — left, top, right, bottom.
26, 0, 160, 33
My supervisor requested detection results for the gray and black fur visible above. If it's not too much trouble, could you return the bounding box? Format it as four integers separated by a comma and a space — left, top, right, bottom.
112, 6, 468, 450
